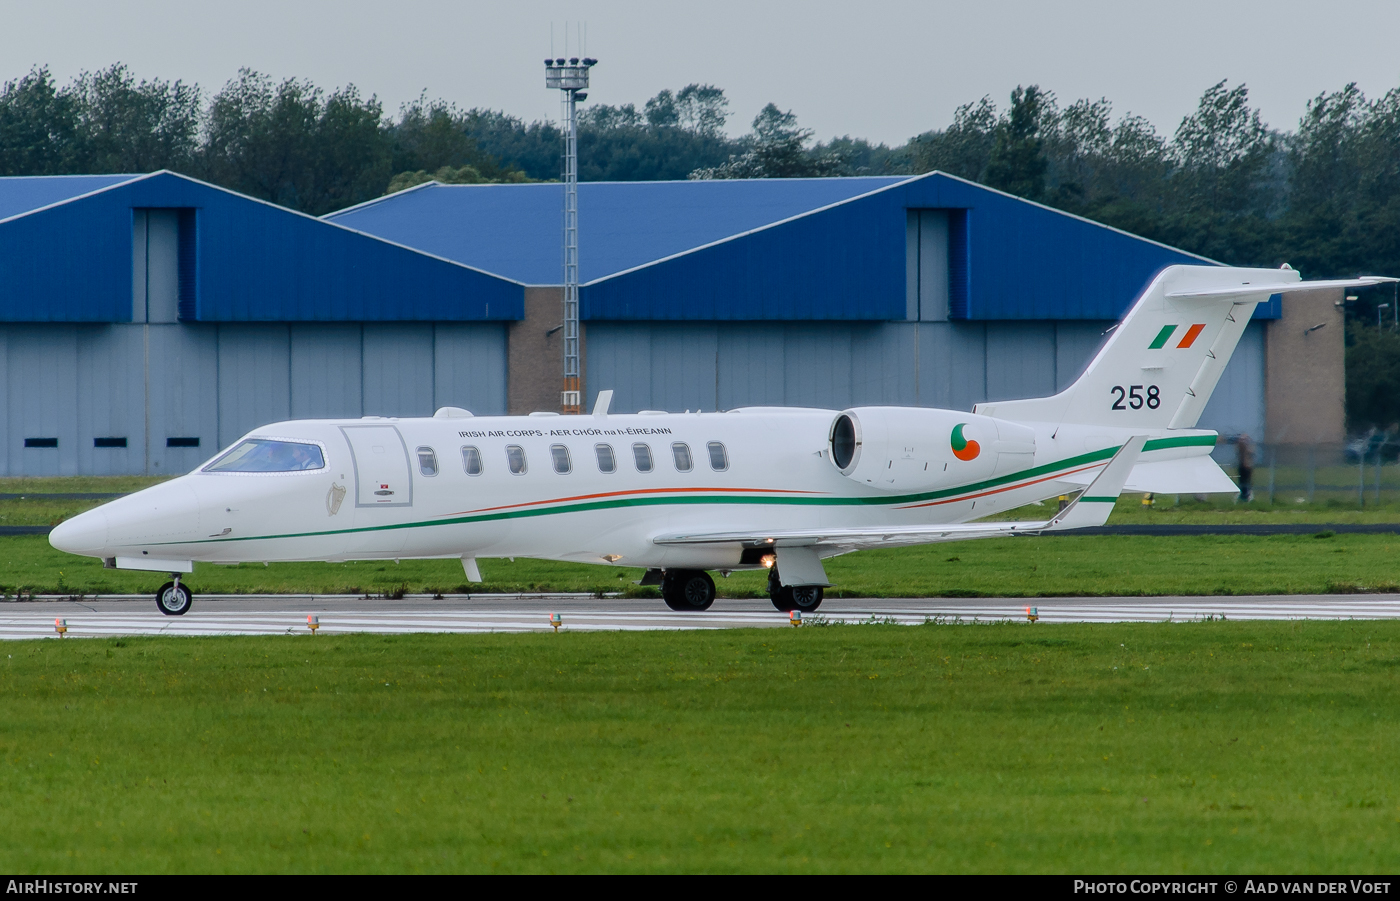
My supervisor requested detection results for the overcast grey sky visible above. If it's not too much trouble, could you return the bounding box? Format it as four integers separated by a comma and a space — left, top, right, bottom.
3, 0, 1399, 145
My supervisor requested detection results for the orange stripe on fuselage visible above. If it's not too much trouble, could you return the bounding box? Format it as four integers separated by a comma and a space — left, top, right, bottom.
1177, 323, 1206, 348
896, 461, 1107, 509
445, 485, 824, 516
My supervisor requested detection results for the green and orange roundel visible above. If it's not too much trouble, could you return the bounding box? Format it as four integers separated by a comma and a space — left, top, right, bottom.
951, 423, 981, 461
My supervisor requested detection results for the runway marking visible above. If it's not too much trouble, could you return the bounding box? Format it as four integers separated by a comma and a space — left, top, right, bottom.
6, 596, 1400, 639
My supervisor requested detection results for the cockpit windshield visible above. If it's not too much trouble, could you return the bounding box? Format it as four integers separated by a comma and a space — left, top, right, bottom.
204, 439, 325, 473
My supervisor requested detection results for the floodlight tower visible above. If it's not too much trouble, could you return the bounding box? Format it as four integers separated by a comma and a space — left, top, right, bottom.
545, 55, 596, 413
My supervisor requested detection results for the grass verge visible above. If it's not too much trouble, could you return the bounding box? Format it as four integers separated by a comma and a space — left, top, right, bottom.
9, 532, 1400, 598
2, 622, 1398, 873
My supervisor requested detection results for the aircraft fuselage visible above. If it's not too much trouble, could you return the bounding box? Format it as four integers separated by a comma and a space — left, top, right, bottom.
50, 406, 1213, 572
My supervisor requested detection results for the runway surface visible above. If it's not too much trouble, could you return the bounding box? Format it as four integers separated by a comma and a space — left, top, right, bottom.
5, 593, 1400, 639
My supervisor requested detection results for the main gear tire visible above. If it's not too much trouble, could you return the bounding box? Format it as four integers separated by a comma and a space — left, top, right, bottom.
768, 568, 823, 612
661, 570, 716, 611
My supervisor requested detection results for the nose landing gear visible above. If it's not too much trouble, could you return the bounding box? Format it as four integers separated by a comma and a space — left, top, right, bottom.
156, 575, 193, 616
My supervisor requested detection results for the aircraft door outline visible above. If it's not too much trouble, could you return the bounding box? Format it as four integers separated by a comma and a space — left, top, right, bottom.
339, 425, 414, 508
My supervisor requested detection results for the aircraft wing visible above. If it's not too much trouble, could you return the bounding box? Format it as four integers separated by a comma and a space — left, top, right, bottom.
654, 436, 1146, 555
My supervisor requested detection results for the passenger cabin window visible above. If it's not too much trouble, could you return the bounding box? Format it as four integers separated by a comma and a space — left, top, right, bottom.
707, 441, 729, 472
595, 443, 616, 473
205, 439, 325, 473
416, 447, 438, 476
461, 445, 483, 476
506, 445, 527, 475
633, 443, 653, 473
551, 444, 572, 474
672, 442, 693, 472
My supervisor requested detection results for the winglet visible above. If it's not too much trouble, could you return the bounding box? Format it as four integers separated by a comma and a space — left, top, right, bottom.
1046, 436, 1147, 531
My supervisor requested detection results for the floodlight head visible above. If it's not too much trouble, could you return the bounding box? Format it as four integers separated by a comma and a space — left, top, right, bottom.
576, 92, 588, 102
556, 58, 565, 65
544, 59, 553, 66
570, 57, 579, 64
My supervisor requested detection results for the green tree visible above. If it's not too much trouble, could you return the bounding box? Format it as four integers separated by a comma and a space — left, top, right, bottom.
1345, 320, 1400, 430
690, 103, 846, 179
67, 64, 201, 173
0, 66, 80, 175
1161, 80, 1282, 264
674, 84, 728, 137
907, 96, 998, 181
201, 69, 391, 214
387, 96, 528, 192
984, 85, 1051, 200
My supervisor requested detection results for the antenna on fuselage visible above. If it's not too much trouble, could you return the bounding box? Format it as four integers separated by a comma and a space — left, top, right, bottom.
592, 389, 613, 418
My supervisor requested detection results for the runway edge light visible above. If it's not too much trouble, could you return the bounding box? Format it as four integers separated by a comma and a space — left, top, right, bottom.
550, 612, 561, 633
307, 614, 319, 634
1026, 607, 1039, 623
790, 611, 802, 627
55, 618, 66, 638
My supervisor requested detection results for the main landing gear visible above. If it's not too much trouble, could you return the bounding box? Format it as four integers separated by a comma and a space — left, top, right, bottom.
661, 569, 716, 611
768, 567, 823, 613
156, 575, 192, 616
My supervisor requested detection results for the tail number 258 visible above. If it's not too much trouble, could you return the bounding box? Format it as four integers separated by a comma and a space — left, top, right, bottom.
1110, 385, 1160, 410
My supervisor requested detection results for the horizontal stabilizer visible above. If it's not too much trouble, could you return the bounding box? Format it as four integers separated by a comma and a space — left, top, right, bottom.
1167, 276, 1396, 300
1056, 455, 1239, 495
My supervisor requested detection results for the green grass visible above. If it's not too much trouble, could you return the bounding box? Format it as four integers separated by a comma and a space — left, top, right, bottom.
9, 532, 1400, 598
1000, 494, 1400, 524
8, 475, 1400, 597
0, 476, 168, 495
2, 622, 1398, 873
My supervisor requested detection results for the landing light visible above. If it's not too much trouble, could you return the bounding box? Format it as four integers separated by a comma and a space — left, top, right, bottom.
761, 554, 775, 569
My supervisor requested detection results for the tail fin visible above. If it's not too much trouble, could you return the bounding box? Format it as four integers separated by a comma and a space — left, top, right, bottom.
976, 265, 1392, 429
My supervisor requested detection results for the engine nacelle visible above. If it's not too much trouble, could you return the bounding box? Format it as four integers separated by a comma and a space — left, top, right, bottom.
828, 406, 1036, 493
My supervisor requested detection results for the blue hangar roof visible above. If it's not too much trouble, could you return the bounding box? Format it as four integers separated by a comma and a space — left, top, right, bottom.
326, 177, 909, 285
327, 172, 1265, 322
0, 171, 522, 322
0, 174, 139, 222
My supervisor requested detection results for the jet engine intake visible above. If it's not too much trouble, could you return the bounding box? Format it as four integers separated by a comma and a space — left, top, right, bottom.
828, 407, 1035, 493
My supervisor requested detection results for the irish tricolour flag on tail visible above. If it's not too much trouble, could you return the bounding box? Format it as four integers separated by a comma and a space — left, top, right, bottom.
1148, 323, 1206, 349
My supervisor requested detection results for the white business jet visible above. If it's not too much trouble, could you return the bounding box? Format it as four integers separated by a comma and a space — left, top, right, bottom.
50, 265, 1391, 615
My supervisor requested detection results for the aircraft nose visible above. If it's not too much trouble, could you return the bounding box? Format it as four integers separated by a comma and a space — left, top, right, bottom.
49, 508, 110, 556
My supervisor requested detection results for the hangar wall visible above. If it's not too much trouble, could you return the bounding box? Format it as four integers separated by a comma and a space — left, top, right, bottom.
584, 319, 1266, 439
0, 322, 507, 476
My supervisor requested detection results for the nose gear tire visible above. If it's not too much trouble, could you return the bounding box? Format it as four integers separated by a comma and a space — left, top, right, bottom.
156, 581, 193, 616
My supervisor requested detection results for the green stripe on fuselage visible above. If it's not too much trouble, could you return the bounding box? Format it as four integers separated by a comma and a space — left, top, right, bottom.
160, 434, 1216, 547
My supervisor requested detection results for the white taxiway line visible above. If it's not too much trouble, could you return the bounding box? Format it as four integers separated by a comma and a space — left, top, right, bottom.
6, 596, 1400, 639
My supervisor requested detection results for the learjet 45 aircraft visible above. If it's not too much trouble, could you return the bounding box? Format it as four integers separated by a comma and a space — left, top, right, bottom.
50, 265, 1393, 615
